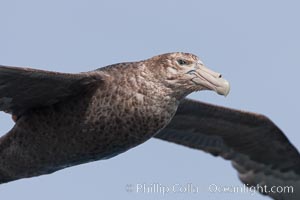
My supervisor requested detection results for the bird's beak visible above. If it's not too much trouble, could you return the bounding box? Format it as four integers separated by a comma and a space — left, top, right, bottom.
189, 64, 230, 96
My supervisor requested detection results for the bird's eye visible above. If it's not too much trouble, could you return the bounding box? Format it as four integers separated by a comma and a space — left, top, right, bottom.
177, 59, 187, 65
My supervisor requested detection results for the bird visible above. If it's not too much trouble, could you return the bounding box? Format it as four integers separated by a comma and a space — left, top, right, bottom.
0, 52, 299, 200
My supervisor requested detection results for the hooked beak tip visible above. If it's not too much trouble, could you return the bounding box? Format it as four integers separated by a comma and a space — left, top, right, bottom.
216, 79, 230, 97
189, 63, 230, 97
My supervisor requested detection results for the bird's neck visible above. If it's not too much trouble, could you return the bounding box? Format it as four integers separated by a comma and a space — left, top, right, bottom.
99, 63, 180, 122
102, 62, 178, 104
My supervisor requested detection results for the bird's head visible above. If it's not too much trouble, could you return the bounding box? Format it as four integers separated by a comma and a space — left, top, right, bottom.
146, 52, 230, 99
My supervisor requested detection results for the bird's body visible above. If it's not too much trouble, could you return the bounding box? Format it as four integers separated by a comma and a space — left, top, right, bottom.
0, 60, 180, 182
0, 52, 299, 200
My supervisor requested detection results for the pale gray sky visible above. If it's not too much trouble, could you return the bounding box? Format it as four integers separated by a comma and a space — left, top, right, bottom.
0, 1, 299, 199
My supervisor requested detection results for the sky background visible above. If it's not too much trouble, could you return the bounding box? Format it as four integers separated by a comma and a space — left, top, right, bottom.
0, 0, 299, 199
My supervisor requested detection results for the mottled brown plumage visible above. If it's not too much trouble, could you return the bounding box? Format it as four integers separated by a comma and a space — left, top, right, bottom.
0, 53, 228, 182
0, 52, 299, 200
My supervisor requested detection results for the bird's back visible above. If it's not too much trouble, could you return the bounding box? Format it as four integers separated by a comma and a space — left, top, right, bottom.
0, 64, 179, 183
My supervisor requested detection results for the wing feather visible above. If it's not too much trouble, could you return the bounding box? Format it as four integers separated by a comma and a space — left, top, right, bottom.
0, 65, 103, 116
155, 98, 300, 200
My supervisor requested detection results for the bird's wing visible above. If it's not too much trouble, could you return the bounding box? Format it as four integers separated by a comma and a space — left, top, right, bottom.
0, 65, 103, 116
155, 98, 300, 200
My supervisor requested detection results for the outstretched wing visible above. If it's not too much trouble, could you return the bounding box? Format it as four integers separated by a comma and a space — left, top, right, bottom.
155, 98, 300, 200
0, 65, 103, 117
